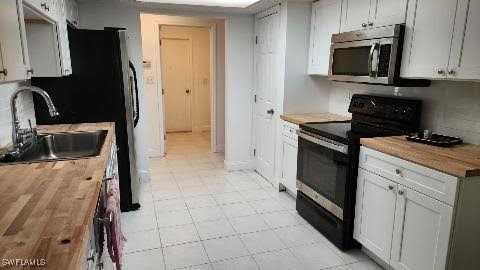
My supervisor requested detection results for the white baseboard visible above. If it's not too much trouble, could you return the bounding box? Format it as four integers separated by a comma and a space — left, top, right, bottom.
224, 159, 255, 171
138, 169, 151, 183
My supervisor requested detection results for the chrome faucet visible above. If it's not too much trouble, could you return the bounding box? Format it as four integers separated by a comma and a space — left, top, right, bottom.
6, 86, 59, 158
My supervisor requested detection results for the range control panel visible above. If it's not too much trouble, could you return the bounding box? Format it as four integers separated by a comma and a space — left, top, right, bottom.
348, 94, 422, 122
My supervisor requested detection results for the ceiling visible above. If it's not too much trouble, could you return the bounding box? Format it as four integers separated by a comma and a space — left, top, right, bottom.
78, 0, 315, 14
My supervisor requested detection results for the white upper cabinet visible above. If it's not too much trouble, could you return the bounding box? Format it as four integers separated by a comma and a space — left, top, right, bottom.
65, 0, 80, 28
0, 0, 31, 83
340, 0, 371, 32
448, 0, 480, 80
390, 185, 453, 270
400, 0, 457, 79
23, 0, 57, 21
401, 0, 479, 81
369, 0, 408, 29
308, 0, 342, 75
56, 0, 72, 75
24, 0, 73, 77
340, 0, 407, 32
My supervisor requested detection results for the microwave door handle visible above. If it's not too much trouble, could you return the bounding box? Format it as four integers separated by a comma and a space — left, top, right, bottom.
368, 43, 379, 77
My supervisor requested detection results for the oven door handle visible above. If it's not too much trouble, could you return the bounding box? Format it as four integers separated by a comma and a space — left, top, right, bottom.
368, 43, 379, 77
297, 131, 348, 154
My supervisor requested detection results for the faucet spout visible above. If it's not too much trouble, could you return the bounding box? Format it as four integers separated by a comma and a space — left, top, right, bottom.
10, 86, 59, 150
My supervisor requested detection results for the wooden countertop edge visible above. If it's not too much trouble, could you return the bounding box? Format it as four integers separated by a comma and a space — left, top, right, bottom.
280, 113, 351, 125
0, 122, 115, 270
361, 136, 480, 179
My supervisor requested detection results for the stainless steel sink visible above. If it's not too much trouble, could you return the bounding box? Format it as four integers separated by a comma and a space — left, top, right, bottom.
0, 130, 108, 165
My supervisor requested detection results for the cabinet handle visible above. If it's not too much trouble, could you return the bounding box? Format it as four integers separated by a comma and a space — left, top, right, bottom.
395, 169, 401, 175
368, 21, 374, 27
41, 2, 47, 9
27, 69, 34, 74
361, 23, 367, 28
437, 69, 445, 75
388, 185, 394, 190
448, 69, 455, 75
398, 190, 404, 196
0, 69, 7, 76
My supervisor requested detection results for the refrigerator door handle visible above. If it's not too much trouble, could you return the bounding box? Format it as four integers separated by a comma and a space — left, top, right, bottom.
129, 61, 140, 127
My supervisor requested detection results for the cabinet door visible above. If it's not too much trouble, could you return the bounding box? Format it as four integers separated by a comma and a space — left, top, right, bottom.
354, 169, 397, 263
0, 0, 30, 82
448, 0, 480, 80
400, 0, 457, 79
391, 186, 453, 270
56, 0, 72, 75
24, 0, 56, 21
369, 0, 407, 28
281, 137, 298, 194
308, 0, 342, 75
340, 0, 371, 32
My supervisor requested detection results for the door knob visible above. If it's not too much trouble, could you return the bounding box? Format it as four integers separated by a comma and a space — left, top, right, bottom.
362, 23, 367, 28
368, 22, 374, 27
267, 109, 274, 115
388, 185, 394, 190
447, 69, 455, 75
437, 69, 445, 75
186, 89, 190, 94
398, 190, 404, 196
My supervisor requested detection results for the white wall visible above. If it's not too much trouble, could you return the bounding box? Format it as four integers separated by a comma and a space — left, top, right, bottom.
160, 26, 211, 133
282, 1, 331, 114
0, 82, 36, 147
79, 1, 254, 174
224, 15, 255, 170
329, 81, 480, 144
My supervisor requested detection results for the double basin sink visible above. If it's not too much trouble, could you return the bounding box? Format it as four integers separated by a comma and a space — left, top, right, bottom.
0, 130, 108, 165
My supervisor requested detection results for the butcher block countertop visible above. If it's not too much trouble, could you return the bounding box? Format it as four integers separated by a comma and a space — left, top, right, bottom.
361, 136, 480, 178
0, 122, 115, 269
280, 113, 351, 125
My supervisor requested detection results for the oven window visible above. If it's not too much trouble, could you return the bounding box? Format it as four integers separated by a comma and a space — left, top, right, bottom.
297, 137, 349, 208
332, 47, 371, 76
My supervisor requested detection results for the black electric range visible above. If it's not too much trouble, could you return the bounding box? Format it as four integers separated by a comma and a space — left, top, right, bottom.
296, 94, 422, 250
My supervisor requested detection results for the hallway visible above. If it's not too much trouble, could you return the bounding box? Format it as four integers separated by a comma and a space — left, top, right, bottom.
120, 132, 380, 270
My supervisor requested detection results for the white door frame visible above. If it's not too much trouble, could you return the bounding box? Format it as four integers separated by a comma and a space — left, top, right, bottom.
152, 21, 219, 156
160, 36, 194, 133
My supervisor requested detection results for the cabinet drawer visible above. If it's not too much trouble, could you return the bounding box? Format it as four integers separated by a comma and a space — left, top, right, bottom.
359, 146, 458, 205
282, 122, 299, 141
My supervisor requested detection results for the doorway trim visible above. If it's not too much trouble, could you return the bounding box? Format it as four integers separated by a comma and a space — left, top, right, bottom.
153, 21, 219, 156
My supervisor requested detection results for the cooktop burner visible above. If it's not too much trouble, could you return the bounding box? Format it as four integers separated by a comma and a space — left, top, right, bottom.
300, 95, 423, 144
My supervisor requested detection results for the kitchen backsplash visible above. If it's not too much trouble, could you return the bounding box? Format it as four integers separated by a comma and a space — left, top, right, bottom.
328, 80, 480, 145
0, 82, 36, 147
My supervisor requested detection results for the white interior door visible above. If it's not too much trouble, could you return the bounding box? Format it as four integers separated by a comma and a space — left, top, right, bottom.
161, 38, 193, 133
254, 7, 280, 183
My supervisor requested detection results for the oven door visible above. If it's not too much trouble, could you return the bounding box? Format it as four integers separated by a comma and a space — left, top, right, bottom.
328, 37, 398, 84
296, 131, 349, 220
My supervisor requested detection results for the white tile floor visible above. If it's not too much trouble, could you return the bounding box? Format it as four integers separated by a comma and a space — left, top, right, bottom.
121, 132, 383, 270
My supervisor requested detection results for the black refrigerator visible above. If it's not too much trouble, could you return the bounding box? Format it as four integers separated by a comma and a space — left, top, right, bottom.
32, 28, 141, 212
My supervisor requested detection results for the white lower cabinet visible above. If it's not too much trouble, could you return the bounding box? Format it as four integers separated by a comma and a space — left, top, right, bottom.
390, 185, 453, 270
354, 146, 480, 270
354, 169, 397, 263
280, 121, 299, 195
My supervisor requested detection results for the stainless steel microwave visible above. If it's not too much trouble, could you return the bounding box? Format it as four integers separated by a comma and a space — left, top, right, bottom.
328, 24, 404, 85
